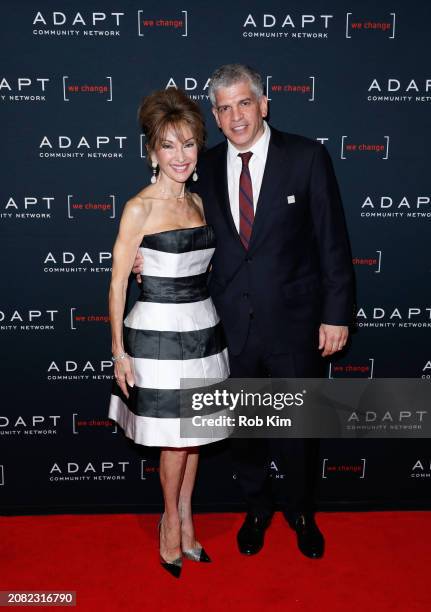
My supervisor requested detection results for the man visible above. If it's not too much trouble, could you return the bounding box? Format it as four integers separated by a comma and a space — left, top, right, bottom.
134, 64, 354, 559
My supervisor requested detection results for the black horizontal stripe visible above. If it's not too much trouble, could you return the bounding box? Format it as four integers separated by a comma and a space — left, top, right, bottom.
125, 322, 226, 360
141, 225, 215, 254
111, 380, 226, 419
138, 273, 209, 303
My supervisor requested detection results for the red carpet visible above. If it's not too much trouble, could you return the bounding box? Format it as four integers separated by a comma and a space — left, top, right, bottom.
1, 511, 430, 611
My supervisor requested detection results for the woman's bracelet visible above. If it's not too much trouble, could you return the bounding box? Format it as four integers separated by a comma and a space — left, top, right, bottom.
112, 351, 128, 362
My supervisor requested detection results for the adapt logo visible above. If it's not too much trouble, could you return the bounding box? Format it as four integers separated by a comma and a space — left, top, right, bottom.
242, 12, 334, 39
269, 460, 285, 480
42, 251, 112, 273
360, 194, 431, 220
347, 410, 427, 432
356, 306, 431, 329
0, 76, 50, 103
0, 308, 58, 332
410, 459, 431, 478
46, 359, 113, 382
367, 78, 431, 103
422, 361, 431, 379
49, 460, 130, 481
0, 415, 60, 436
32, 10, 124, 37
1, 195, 54, 221
164, 76, 210, 101
38, 135, 127, 159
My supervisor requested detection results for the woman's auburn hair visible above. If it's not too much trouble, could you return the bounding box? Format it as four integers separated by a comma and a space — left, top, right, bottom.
138, 88, 206, 155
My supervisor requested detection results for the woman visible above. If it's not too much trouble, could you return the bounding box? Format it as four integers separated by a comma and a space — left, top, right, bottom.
107, 88, 230, 578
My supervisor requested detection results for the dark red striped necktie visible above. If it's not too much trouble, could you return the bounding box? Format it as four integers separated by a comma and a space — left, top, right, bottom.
238, 151, 254, 249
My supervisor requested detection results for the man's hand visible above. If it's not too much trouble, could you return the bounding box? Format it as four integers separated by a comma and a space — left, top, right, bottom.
318, 323, 349, 357
132, 250, 143, 284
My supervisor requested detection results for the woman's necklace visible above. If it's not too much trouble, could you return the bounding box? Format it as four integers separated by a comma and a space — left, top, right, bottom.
158, 186, 187, 200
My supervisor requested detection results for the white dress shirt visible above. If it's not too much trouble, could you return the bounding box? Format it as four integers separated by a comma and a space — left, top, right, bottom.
226, 120, 271, 232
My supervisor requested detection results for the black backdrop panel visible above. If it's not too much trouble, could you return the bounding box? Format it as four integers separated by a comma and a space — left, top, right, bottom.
1, 1, 430, 514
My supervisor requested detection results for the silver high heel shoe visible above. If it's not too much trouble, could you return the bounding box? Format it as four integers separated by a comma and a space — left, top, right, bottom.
179, 509, 211, 562
158, 514, 182, 578
182, 543, 211, 563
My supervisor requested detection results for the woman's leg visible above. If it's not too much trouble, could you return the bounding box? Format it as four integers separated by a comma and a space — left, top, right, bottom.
178, 448, 200, 550
159, 447, 188, 561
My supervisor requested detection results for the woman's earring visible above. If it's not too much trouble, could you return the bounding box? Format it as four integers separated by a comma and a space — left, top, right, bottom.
151, 161, 158, 184
192, 167, 198, 182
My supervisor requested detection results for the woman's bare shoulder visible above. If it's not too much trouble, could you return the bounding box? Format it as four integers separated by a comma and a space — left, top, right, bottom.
124, 188, 154, 217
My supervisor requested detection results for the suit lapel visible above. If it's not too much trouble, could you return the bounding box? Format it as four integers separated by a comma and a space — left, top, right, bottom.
213, 141, 245, 249
212, 127, 288, 252
248, 127, 287, 251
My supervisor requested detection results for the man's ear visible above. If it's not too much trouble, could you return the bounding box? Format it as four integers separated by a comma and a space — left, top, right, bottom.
212, 106, 221, 129
259, 95, 268, 119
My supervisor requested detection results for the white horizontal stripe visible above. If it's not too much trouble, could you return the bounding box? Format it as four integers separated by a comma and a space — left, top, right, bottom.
124, 297, 220, 332
139, 247, 214, 278
131, 348, 229, 390
108, 394, 230, 447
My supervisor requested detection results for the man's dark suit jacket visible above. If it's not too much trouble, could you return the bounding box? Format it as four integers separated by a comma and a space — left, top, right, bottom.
194, 126, 354, 356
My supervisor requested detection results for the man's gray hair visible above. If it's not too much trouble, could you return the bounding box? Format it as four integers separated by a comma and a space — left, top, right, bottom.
208, 64, 264, 107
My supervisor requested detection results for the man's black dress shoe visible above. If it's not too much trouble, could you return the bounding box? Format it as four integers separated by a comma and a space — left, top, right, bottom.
237, 513, 271, 555
285, 512, 324, 559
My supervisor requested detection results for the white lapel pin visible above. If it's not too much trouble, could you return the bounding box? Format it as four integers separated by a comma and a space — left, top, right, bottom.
287, 195, 295, 204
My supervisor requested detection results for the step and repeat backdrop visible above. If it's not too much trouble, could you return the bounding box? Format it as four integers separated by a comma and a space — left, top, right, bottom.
1, 0, 430, 514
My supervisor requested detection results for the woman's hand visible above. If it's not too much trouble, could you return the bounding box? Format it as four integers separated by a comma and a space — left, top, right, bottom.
114, 355, 135, 399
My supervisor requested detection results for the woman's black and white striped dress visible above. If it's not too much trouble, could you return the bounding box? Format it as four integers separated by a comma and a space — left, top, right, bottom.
108, 225, 230, 447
